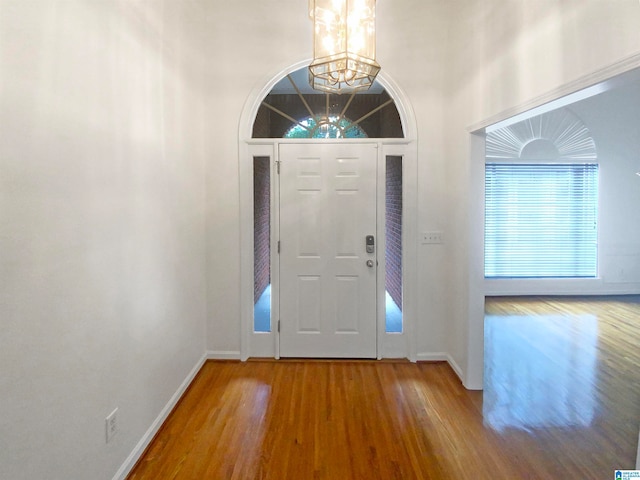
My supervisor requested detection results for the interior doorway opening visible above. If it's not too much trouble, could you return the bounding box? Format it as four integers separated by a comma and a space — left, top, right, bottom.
469, 62, 640, 390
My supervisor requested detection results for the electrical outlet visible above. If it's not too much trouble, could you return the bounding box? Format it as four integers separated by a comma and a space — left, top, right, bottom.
105, 408, 118, 443
421, 231, 443, 244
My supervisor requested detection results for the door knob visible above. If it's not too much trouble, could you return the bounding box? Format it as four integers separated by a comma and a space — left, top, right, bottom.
366, 260, 374, 268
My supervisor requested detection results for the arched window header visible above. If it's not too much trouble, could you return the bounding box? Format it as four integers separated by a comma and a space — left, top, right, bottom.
252, 67, 404, 139
486, 108, 597, 161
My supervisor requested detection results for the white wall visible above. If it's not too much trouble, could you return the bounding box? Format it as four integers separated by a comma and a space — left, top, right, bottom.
0, 1, 209, 478
378, 0, 452, 360
205, 0, 310, 355
445, 0, 640, 387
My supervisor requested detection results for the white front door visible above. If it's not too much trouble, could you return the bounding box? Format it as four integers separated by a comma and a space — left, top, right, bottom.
279, 143, 377, 358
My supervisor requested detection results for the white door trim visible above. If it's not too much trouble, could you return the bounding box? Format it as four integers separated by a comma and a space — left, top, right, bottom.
239, 61, 418, 362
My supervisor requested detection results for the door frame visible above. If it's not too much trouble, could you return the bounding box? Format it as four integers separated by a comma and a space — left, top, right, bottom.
239, 61, 418, 361
241, 139, 416, 360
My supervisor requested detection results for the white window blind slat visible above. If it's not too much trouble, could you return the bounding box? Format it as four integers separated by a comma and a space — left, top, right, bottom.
484, 163, 598, 278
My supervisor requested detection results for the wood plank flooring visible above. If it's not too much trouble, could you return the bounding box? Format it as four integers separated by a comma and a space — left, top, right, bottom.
128, 296, 640, 479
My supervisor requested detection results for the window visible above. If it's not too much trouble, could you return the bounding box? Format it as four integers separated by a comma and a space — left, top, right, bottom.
252, 67, 404, 138
253, 156, 271, 332
385, 156, 403, 333
484, 163, 598, 278
284, 115, 367, 139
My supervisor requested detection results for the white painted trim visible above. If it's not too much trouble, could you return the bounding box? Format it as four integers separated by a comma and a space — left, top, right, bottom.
465, 132, 487, 392
112, 353, 207, 480
377, 71, 418, 141
376, 142, 386, 360
382, 332, 407, 359
416, 352, 449, 362
272, 145, 281, 360
398, 144, 418, 363
240, 144, 274, 362
447, 355, 467, 388
468, 51, 640, 133
257, 138, 411, 145
239, 60, 312, 143
485, 278, 640, 296
207, 350, 241, 360
239, 141, 253, 362
382, 143, 417, 362
250, 332, 276, 358
415, 353, 468, 388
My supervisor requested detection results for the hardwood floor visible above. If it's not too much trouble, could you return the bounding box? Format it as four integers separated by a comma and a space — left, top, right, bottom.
128, 296, 640, 479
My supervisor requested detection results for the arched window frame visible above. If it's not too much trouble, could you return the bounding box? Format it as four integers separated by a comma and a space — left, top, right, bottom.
253, 67, 404, 139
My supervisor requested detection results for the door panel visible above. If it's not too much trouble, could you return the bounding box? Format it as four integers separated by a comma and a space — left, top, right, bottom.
279, 143, 377, 358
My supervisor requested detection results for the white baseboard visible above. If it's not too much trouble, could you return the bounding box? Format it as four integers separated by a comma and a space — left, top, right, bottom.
445, 354, 465, 385
415, 352, 448, 362
415, 352, 470, 390
206, 350, 241, 360
112, 353, 207, 480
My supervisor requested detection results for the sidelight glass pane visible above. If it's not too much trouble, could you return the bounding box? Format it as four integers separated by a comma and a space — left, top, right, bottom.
254, 156, 271, 332
385, 156, 403, 333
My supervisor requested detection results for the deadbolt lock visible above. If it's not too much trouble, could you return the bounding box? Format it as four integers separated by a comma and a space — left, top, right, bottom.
366, 235, 375, 254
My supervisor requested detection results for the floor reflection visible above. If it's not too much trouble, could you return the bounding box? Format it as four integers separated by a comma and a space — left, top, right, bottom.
484, 313, 598, 432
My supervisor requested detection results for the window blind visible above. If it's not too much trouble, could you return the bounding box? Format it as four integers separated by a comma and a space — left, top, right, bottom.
485, 163, 598, 278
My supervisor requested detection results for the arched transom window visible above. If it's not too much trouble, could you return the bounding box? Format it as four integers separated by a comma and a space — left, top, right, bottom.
253, 67, 404, 139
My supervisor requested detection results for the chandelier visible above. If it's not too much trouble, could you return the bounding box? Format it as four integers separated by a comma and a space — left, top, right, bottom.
308, 0, 381, 94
